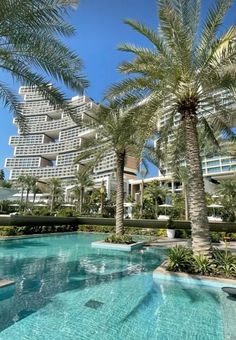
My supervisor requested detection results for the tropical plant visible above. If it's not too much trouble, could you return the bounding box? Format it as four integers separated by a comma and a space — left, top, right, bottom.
24, 175, 38, 206
218, 180, 236, 222
0, 169, 5, 181
167, 245, 193, 272
16, 175, 26, 203
0, 0, 88, 122
192, 255, 213, 275
212, 248, 236, 277
105, 234, 133, 244
76, 99, 147, 234
143, 181, 168, 218
48, 178, 63, 212
107, 0, 236, 255
72, 169, 93, 213
139, 167, 148, 218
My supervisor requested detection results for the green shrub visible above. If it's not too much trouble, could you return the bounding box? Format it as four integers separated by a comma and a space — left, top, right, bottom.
174, 229, 191, 239
0, 226, 17, 236
210, 232, 221, 243
105, 234, 134, 244
167, 246, 193, 272
192, 255, 213, 275
156, 228, 167, 237
78, 225, 115, 233
57, 209, 75, 217
212, 248, 236, 277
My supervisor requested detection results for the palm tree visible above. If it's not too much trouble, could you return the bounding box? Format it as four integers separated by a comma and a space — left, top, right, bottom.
0, 169, 5, 181
76, 99, 146, 234
0, 0, 88, 122
139, 167, 148, 218
143, 181, 168, 219
218, 180, 236, 221
17, 175, 26, 203
107, 0, 236, 255
48, 178, 62, 212
23, 175, 38, 206
32, 183, 41, 204
72, 170, 93, 214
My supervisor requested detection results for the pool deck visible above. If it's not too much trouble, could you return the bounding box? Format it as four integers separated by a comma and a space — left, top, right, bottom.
148, 238, 236, 254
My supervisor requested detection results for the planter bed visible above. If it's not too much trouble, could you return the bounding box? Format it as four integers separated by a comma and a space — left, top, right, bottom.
153, 261, 236, 288
91, 240, 147, 252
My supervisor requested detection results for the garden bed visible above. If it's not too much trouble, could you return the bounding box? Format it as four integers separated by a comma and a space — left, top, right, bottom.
153, 261, 236, 288
91, 240, 147, 252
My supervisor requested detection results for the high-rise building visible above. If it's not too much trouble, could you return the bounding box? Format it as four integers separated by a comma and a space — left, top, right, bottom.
5, 86, 137, 197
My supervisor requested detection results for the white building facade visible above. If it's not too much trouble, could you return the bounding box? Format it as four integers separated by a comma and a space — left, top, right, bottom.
5, 86, 137, 198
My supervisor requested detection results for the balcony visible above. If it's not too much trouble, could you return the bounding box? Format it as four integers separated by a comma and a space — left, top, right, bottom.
14, 139, 81, 157
10, 165, 79, 180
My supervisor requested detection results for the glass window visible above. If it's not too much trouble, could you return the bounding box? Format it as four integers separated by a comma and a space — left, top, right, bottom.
206, 160, 220, 166
208, 167, 221, 173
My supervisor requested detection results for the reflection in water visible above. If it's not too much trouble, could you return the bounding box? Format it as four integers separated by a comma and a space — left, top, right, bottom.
0, 235, 166, 332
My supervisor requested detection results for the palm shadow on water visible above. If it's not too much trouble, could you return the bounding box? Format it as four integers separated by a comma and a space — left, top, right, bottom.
0, 249, 166, 332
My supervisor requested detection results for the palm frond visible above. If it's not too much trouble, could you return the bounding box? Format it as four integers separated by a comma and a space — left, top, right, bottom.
197, 0, 232, 61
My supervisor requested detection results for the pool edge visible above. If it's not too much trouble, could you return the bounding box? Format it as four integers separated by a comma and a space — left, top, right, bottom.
153, 262, 236, 288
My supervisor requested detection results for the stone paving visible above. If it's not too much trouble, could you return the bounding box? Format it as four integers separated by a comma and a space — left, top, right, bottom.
148, 237, 236, 254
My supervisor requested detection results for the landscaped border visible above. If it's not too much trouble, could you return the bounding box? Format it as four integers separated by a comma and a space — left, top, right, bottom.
153, 261, 236, 288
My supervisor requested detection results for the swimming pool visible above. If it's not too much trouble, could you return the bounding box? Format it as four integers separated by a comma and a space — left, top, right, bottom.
0, 233, 235, 339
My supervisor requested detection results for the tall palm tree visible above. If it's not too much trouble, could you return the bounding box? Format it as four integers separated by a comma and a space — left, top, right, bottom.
0, 169, 5, 181
0, 0, 88, 122
23, 176, 38, 206
107, 0, 236, 255
32, 182, 41, 204
17, 175, 26, 203
73, 170, 93, 214
76, 99, 146, 234
218, 180, 236, 221
139, 167, 148, 218
48, 178, 62, 212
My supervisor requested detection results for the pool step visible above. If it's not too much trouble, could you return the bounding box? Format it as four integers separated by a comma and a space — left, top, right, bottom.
0, 279, 15, 288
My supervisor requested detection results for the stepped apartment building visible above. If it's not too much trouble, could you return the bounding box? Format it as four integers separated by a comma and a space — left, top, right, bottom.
5, 86, 137, 197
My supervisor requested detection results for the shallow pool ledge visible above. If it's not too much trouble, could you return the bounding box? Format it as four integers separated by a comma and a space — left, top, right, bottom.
91, 240, 147, 252
153, 262, 236, 288
0, 279, 15, 288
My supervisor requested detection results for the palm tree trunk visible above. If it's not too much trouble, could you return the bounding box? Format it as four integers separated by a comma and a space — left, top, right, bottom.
20, 187, 24, 203
155, 199, 158, 219
140, 179, 144, 218
26, 188, 30, 208
79, 187, 83, 214
184, 112, 211, 256
50, 192, 54, 213
183, 183, 189, 220
116, 151, 125, 235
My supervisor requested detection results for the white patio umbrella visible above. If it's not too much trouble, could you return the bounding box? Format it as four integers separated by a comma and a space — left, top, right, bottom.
61, 203, 75, 207
159, 204, 173, 215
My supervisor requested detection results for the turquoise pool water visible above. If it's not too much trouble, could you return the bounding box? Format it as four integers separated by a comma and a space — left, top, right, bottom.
0, 233, 235, 339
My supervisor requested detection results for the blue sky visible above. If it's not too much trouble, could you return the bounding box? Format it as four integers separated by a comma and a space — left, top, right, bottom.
0, 0, 235, 178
